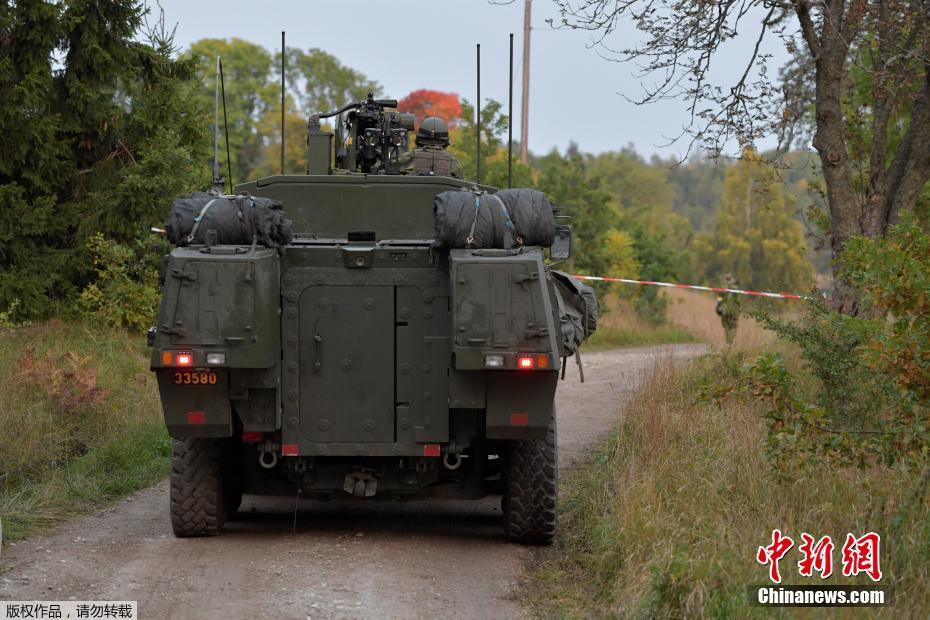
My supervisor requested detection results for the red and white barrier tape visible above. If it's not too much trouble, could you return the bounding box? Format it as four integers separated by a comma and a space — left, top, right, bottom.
571, 275, 812, 300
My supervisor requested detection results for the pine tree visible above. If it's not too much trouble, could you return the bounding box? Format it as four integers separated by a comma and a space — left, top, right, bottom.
0, 1, 207, 321
1, 1, 75, 313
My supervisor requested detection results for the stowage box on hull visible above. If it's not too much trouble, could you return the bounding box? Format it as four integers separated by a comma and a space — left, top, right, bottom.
151, 247, 281, 438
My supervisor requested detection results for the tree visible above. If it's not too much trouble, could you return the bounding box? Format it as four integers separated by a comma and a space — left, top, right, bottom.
693, 151, 813, 292
0, 0, 73, 314
250, 97, 310, 178
398, 89, 463, 125
186, 38, 277, 183
587, 148, 694, 273
449, 99, 534, 187
0, 1, 206, 321
186, 42, 380, 181
625, 222, 691, 323
550, 0, 930, 313
286, 48, 380, 116
663, 154, 728, 232
536, 145, 617, 282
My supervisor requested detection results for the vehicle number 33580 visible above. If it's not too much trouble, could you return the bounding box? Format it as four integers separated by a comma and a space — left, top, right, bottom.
173, 371, 218, 385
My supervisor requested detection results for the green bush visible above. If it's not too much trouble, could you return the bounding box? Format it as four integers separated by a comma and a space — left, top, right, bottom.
845, 217, 930, 407
78, 233, 162, 331
743, 218, 930, 467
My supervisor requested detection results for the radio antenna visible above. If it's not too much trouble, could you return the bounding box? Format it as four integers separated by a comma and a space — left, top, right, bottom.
219, 59, 233, 194
281, 31, 286, 176
212, 56, 222, 192
476, 43, 481, 185
508, 33, 514, 188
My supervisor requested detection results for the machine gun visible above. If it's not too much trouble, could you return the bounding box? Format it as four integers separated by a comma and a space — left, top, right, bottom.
314, 92, 415, 174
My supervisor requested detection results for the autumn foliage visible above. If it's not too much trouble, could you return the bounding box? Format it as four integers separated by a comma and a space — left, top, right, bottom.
397, 89, 462, 126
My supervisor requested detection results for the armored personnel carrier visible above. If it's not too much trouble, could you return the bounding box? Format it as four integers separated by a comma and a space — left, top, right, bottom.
149, 94, 596, 544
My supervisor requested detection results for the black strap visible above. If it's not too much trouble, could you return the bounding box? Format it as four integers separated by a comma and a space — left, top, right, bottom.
466, 195, 481, 247
188, 198, 219, 244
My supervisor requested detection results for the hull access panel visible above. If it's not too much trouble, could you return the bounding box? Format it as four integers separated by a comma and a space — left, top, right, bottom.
280, 255, 452, 457
299, 285, 394, 443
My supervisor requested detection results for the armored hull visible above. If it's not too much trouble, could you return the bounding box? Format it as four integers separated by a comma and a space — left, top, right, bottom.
149, 172, 593, 543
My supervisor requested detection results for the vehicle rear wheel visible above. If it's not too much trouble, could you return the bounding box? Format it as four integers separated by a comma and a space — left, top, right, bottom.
170, 438, 227, 537
502, 411, 557, 545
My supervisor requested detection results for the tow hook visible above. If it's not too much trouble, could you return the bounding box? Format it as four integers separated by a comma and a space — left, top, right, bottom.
443, 452, 462, 470
258, 438, 278, 469
442, 440, 463, 470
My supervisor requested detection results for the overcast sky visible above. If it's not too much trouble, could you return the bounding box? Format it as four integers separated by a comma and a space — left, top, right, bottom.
153, 0, 791, 158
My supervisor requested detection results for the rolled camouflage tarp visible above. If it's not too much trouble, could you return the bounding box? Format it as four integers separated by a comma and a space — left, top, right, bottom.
433, 188, 556, 249
166, 192, 293, 249
495, 189, 557, 247
550, 270, 598, 355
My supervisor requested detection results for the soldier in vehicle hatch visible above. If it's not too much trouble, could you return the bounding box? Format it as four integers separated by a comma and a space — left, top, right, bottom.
400, 116, 463, 178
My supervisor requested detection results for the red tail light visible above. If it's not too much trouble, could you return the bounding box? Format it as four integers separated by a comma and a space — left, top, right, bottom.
176, 352, 193, 367
518, 355, 535, 370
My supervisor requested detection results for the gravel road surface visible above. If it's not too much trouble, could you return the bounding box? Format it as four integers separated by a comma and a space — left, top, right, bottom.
0, 344, 706, 619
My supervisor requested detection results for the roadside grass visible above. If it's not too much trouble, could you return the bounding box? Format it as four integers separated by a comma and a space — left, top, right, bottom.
527, 351, 930, 618
665, 287, 778, 350
583, 324, 696, 351
585, 288, 779, 352
584, 293, 698, 351
0, 321, 168, 543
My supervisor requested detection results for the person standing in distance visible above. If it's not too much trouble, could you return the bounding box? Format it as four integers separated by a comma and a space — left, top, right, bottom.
715, 274, 741, 347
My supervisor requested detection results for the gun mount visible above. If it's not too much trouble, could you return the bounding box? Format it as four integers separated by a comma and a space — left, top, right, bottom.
311, 91, 415, 174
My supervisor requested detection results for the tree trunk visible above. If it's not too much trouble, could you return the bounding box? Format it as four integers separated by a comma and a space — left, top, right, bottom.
808, 3, 861, 314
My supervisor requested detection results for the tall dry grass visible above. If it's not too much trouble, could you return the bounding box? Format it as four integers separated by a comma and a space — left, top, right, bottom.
529, 352, 930, 617
665, 287, 777, 349
585, 293, 697, 350
589, 286, 781, 351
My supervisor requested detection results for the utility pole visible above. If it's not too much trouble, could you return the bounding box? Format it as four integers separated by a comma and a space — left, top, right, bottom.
520, 0, 531, 164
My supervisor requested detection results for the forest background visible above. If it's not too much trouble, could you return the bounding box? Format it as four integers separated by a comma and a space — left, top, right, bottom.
0, 4, 820, 329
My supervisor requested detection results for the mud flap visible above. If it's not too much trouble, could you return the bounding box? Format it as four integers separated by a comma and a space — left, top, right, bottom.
485, 371, 557, 439
157, 371, 232, 438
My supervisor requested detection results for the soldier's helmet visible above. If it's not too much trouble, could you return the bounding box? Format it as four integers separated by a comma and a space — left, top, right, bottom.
416, 116, 450, 147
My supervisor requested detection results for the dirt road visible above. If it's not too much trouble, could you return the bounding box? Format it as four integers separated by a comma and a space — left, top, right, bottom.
0, 344, 705, 619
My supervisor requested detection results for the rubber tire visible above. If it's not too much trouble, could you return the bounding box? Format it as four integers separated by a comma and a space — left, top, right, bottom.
170, 438, 227, 537
502, 412, 558, 545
